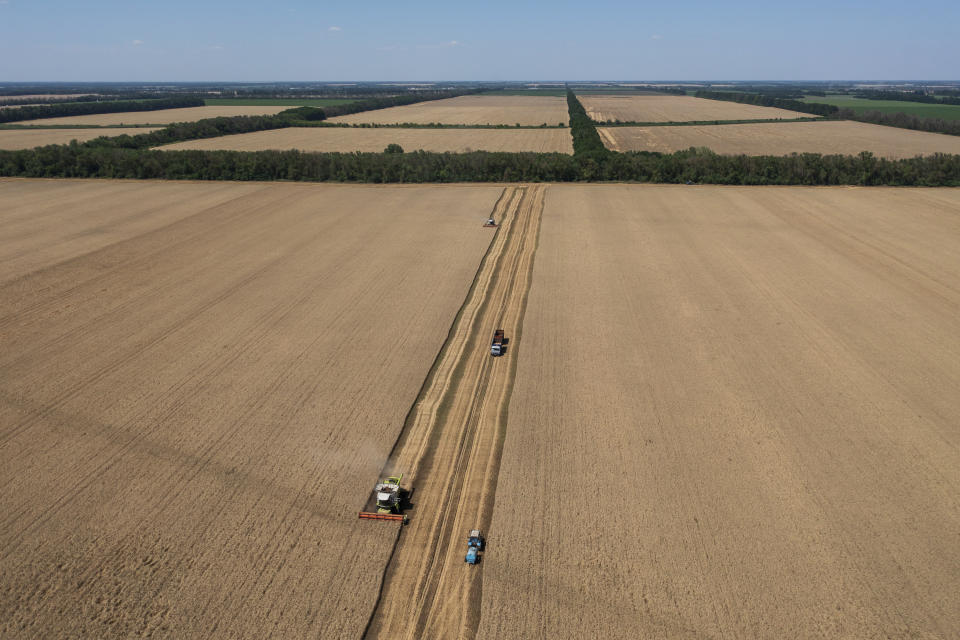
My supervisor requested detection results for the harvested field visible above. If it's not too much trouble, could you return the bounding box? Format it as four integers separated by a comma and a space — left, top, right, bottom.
158, 127, 573, 154
17, 106, 291, 127
328, 95, 568, 126
0, 178, 501, 639
479, 185, 960, 639
0, 128, 160, 150
578, 94, 814, 122
367, 186, 545, 639
598, 120, 960, 158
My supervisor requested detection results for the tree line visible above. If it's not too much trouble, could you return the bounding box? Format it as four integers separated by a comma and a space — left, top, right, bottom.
3, 142, 957, 186
695, 89, 960, 136
0, 97, 205, 124
855, 90, 960, 106
87, 113, 303, 149
566, 91, 608, 156
0, 92, 201, 107
2, 92, 958, 186
839, 108, 960, 136
693, 90, 839, 117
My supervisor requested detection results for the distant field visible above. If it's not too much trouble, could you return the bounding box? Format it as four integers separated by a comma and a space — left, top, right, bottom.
481, 89, 569, 97
579, 94, 815, 122
204, 98, 356, 107
0, 93, 96, 102
328, 95, 569, 126
0, 128, 160, 149
802, 95, 960, 120
159, 126, 573, 154
597, 120, 960, 158
483, 89, 674, 97
18, 105, 292, 127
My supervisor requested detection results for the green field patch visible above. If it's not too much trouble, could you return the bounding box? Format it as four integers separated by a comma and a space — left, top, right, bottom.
802, 96, 960, 120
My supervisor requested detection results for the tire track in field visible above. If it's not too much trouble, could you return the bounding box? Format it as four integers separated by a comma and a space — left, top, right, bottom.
0, 203, 382, 551
363, 184, 545, 640
0, 188, 277, 329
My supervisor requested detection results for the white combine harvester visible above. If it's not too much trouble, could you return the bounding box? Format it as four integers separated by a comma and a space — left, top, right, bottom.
375, 476, 402, 513
359, 474, 408, 523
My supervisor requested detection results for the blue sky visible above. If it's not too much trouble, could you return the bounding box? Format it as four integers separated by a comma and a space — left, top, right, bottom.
0, 0, 957, 81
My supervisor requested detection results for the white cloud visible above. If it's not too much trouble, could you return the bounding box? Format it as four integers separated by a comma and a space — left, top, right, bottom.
328, 26, 341, 32
651, 34, 662, 40
207, 44, 224, 51
417, 40, 462, 49
131, 39, 144, 45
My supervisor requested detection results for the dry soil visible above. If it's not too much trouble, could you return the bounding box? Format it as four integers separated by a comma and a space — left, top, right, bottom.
0, 128, 160, 150
578, 94, 815, 122
478, 184, 960, 639
328, 96, 569, 126
0, 178, 501, 639
598, 120, 960, 158
158, 127, 573, 154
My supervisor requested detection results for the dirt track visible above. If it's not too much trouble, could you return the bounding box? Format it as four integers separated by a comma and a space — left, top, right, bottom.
365, 185, 544, 639
0, 179, 500, 639
478, 185, 960, 639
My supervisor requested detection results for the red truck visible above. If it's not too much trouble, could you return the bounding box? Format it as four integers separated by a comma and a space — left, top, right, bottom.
490, 329, 504, 356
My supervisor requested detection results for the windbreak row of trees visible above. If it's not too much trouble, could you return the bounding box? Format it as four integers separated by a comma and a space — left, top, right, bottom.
839, 108, 960, 136
694, 89, 960, 136
855, 90, 960, 106
0, 92, 197, 107
693, 90, 839, 117
566, 91, 608, 156
87, 112, 308, 149
3, 144, 958, 186
0, 97, 205, 124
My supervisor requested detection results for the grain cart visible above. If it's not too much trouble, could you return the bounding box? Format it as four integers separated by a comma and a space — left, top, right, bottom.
490, 329, 505, 356
358, 474, 408, 523
465, 529, 484, 564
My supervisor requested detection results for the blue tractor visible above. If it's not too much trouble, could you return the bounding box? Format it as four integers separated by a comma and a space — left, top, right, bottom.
465, 529, 484, 565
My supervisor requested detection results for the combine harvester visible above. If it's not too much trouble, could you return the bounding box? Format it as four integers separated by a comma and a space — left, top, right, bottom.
483, 216, 498, 227
359, 474, 408, 524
